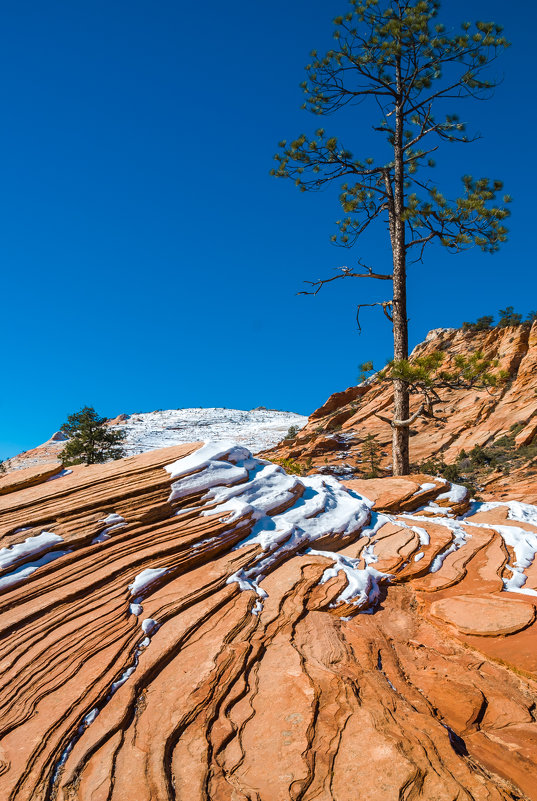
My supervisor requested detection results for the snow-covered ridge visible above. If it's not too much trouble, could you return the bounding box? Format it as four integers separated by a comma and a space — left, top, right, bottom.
8, 407, 308, 471
117, 408, 307, 456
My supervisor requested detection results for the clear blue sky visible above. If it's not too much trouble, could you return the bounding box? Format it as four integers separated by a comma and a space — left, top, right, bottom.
1, 0, 535, 459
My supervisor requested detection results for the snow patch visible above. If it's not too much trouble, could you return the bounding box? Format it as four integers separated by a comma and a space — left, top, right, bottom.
129, 567, 170, 597
0, 531, 63, 570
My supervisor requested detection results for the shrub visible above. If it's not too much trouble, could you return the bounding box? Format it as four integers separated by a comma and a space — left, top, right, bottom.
462, 315, 494, 332
284, 425, 299, 440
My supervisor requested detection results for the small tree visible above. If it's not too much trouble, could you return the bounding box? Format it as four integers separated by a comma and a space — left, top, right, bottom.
59, 407, 126, 466
497, 306, 522, 327
272, 0, 510, 475
361, 433, 382, 477
462, 315, 494, 332
285, 425, 299, 439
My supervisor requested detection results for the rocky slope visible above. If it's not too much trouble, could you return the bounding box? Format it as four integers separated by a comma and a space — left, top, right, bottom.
7, 407, 307, 471
263, 323, 537, 501
0, 443, 536, 800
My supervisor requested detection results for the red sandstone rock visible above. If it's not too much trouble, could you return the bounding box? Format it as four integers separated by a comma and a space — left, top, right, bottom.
0, 444, 536, 800
430, 594, 536, 636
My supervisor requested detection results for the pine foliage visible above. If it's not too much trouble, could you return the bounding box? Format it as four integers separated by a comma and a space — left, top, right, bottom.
59, 407, 126, 467
361, 434, 382, 477
272, 0, 511, 255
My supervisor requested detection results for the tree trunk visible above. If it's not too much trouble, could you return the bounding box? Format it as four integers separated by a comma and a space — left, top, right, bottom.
391, 56, 410, 476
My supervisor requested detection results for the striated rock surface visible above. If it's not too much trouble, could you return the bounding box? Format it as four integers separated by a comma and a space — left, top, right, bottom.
0, 442, 537, 800
263, 323, 537, 500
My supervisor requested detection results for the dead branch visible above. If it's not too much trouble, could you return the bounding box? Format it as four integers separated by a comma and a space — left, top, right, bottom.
298, 260, 392, 297
356, 300, 393, 332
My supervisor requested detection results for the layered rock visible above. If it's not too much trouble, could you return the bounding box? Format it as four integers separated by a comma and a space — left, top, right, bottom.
0, 443, 536, 800
263, 323, 537, 500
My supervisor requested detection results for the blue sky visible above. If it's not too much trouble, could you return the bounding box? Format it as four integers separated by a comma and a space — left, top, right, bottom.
1, 0, 535, 458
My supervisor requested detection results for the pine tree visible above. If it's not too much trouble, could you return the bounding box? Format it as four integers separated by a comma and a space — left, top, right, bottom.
361, 434, 381, 478
59, 407, 126, 466
497, 306, 522, 327
272, 0, 510, 475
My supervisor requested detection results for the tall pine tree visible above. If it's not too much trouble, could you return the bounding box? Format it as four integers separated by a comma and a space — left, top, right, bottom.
272, 0, 510, 475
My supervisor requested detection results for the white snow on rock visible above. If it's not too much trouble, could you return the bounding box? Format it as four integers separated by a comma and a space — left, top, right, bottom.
0, 549, 71, 591
129, 567, 170, 598
0, 531, 63, 571
436, 483, 468, 504
165, 441, 386, 611
465, 501, 537, 596
116, 408, 307, 456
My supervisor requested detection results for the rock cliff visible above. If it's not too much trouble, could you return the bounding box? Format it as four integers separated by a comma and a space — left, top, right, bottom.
0, 443, 536, 800
263, 323, 537, 502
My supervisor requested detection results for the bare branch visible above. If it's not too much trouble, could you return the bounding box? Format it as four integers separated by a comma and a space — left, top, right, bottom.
356, 300, 393, 332
298, 262, 392, 297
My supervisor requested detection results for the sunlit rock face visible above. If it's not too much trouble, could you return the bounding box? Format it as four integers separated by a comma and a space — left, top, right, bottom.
0, 442, 536, 801
264, 322, 537, 502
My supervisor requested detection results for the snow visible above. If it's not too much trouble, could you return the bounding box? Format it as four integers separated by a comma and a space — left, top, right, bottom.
166, 442, 387, 611
0, 550, 71, 590
92, 513, 126, 544
115, 408, 307, 457
141, 618, 159, 635
419, 483, 437, 491
313, 547, 391, 609
0, 531, 71, 591
101, 513, 125, 526
436, 483, 468, 504
0, 531, 63, 570
91, 532, 111, 544
399, 514, 471, 573
495, 525, 537, 595
414, 552, 424, 562
465, 501, 537, 595
129, 567, 170, 597
46, 469, 72, 482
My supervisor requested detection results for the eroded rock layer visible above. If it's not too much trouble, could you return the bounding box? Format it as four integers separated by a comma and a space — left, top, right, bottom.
0, 443, 536, 800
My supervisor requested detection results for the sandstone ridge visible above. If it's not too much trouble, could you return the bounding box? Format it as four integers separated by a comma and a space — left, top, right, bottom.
263, 322, 537, 502
0, 443, 536, 800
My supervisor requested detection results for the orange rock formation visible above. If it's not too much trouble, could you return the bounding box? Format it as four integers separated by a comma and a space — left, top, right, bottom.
0, 442, 536, 800
264, 323, 537, 501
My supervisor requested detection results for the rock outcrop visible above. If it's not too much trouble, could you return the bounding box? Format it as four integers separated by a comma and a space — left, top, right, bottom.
263, 323, 537, 501
0, 443, 536, 800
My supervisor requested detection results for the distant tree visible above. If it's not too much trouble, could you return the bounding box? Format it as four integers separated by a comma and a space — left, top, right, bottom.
497, 306, 522, 327
272, 0, 510, 475
462, 315, 494, 332
361, 433, 381, 477
285, 425, 299, 439
59, 407, 126, 466
527, 311, 537, 325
